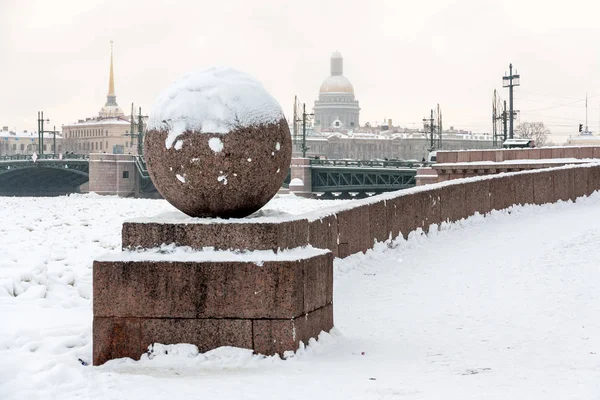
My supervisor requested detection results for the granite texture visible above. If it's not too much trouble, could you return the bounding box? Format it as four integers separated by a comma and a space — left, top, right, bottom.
533, 171, 554, 205
93, 253, 333, 319
252, 304, 334, 356
307, 215, 339, 258
489, 177, 516, 211
122, 219, 309, 251
93, 317, 253, 366
439, 184, 467, 223
513, 173, 535, 206
463, 180, 492, 216
144, 119, 292, 218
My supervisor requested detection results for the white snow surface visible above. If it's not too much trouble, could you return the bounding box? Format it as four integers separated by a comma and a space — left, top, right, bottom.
208, 137, 224, 153
2, 192, 600, 399
97, 244, 328, 264
146, 67, 285, 149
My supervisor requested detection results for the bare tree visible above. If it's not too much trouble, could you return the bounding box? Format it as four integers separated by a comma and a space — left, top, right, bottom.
516, 122, 550, 147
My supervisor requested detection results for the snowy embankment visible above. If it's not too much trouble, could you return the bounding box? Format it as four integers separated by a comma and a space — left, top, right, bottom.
2, 193, 600, 399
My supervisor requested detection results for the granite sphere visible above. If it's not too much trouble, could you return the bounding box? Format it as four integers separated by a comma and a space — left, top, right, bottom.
144, 67, 292, 218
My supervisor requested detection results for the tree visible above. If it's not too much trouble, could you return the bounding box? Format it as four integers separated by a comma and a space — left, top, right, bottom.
515, 122, 550, 147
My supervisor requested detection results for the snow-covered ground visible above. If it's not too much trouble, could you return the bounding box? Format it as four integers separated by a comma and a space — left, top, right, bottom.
2, 192, 600, 399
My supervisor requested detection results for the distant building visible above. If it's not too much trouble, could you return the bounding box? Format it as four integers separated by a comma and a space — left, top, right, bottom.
293, 52, 496, 160
300, 130, 494, 161
0, 126, 63, 156
62, 43, 139, 155
313, 52, 360, 130
567, 133, 600, 146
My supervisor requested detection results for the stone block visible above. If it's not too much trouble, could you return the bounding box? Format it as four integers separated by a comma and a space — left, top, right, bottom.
587, 165, 600, 195
122, 219, 310, 252
489, 177, 516, 211
540, 148, 552, 159
533, 171, 554, 205
463, 180, 491, 216
579, 147, 594, 159
469, 151, 483, 162
553, 168, 574, 202
513, 173, 535, 206
494, 151, 504, 162
304, 253, 333, 312
504, 150, 518, 160
415, 189, 442, 231
140, 318, 252, 354
480, 150, 496, 162
369, 200, 389, 244
439, 184, 467, 223
457, 152, 469, 162
573, 167, 589, 199
93, 317, 254, 365
551, 147, 565, 159
94, 253, 332, 319
527, 149, 541, 159
336, 206, 370, 256
386, 194, 419, 240
252, 304, 333, 356
93, 317, 142, 366
563, 147, 578, 159
307, 215, 338, 257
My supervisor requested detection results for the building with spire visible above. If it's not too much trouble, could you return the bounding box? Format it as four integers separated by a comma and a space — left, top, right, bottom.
99, 41, 125, 119
313, 52, 361, 130
62, 42, 138, 155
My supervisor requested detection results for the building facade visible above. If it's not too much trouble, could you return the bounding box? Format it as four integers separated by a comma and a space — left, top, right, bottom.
0, 126, 63, 156
296, 131, 495, 161
62, 43, 140, 155
313, 52, 360, 130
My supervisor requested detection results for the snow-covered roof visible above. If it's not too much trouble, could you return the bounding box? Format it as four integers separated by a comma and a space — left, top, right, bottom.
63, 118, 131, 127
0, 131, 63, 139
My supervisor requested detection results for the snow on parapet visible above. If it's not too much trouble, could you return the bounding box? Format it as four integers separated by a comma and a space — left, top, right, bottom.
147, 67, 285, 149
97, 244, 329, 264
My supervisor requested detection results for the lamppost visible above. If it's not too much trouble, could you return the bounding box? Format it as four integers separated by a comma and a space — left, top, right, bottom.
295, 103, 313, 158
37, 111, 49, 155
502, 64, 521, 139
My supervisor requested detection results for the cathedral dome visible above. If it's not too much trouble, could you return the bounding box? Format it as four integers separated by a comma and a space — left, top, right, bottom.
319, 75, 354, 94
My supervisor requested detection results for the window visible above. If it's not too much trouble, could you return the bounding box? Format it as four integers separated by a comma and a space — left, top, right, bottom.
43, 145, 47, 151
100, 141, 103, 150
20, 144, 24, 151
12, 144, 16, 150
122, 171, 129, 179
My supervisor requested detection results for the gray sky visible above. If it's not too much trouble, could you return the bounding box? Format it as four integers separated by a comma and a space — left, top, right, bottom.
2, 0, 599, 143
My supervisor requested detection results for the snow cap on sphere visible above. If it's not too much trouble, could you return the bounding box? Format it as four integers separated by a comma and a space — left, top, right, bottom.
147, 67, 285, 149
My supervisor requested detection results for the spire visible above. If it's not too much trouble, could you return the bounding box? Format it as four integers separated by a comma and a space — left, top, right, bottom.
108, 40, 115, 96
104, 41, 118, 108
99, 40, 124, 118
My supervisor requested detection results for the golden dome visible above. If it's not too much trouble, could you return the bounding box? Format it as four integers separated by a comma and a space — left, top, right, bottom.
319, 75, 354, 94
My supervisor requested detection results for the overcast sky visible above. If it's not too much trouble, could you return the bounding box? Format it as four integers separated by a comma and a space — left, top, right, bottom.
2, 0, 600, 143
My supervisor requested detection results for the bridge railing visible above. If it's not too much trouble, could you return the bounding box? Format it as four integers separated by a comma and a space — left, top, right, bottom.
309, 158, 432, 169
0, 153, 89, 161
133, 156, 150, 179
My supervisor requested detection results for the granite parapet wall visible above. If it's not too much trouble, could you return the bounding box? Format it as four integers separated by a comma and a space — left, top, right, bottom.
122, 164, 600, 259
436, 146, 600, 164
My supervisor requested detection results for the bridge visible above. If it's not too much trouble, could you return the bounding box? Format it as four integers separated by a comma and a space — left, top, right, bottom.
0, 154, 90, 196
289, 158, 427, 197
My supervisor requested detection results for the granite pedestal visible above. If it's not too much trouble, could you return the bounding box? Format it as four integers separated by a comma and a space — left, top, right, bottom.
93, 232, 333, 365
